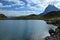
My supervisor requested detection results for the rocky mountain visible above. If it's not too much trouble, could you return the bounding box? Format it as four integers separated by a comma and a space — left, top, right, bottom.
39, 5, 60, 16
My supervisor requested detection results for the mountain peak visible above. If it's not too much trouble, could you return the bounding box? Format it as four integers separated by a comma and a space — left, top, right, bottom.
44, 5, 60, 13
39, 5, 60, 16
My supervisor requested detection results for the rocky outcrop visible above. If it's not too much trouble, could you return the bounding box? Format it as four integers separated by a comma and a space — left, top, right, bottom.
45, 18, 60, 40
45, 26, 60, 40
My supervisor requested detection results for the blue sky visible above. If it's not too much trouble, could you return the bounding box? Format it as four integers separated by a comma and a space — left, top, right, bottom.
0, 0, 60, 16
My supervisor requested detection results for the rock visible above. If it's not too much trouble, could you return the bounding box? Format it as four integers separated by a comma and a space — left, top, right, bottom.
49, 29, 56, 36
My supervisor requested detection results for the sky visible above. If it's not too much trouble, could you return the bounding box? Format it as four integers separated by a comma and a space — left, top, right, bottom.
0, 0, 60, 16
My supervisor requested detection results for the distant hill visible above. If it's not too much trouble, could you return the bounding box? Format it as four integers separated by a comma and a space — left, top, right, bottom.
39, 5, 60, 16
9, 14, 41, 20
7, 11, 60, 20
0, 14, 7, 20
28, 14, 37, 16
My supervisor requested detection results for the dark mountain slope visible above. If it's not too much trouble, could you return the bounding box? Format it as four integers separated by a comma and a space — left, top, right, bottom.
43, 11, 60, 17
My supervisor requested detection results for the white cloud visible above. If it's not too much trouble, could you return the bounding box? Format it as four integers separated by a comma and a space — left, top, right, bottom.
2, 0, 60, 9
0, 0, 25, 8
3, 0, 25, 7
0, 2, 12, 7
0, 3, 3, 7
3, 5, 12, 7
0, 1, 13, 7
50, 0, 60, 4
26, 0, 41, 4
26, 0, 51, 12
26, 0, 51, 5
54, 2, 60, 9
4, 0, 20, 2
50, 0, 60, 9
45, 0, 51, 2
16, 1, 25, 6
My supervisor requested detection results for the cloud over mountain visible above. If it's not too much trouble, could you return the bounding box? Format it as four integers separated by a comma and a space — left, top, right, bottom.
0, 0, 60, 16
0, 0, 60, 10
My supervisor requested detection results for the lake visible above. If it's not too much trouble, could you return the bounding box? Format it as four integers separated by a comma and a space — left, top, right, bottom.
0, 20, 57, 40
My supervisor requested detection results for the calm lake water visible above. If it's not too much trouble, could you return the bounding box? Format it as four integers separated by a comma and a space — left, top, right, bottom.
0, 20, 57, 40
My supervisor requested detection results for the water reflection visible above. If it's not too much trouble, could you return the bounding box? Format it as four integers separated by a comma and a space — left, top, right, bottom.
0, 20, 57, 40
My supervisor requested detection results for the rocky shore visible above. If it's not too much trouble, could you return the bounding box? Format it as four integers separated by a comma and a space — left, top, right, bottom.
45, 20, 60, 40
45, 26, 60, 40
